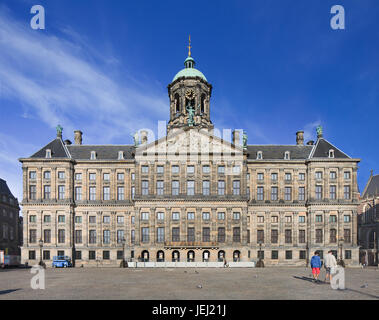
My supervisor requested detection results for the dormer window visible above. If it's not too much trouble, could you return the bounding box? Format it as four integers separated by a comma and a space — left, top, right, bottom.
284, 151, 290, 160
45, 149, 51, 158
90, 151, 96, 160
257, 151, 263, 160
118, 151, 124, 160
328, 149, 335, 158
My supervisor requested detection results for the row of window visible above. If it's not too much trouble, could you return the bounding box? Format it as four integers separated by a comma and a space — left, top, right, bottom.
1, 208, 17, 219
141, 165, 240, 175
0, 224, 15, 240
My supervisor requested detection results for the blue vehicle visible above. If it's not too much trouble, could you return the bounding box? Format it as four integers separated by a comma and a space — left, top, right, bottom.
52, 256, 72, 268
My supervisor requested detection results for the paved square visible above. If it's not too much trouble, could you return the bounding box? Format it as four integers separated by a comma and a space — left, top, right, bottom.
0, 267, 378, 300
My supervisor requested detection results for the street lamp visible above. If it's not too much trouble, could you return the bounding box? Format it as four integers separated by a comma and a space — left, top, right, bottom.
338, 237, 345, 267
38, 238, 44, 267
121, 237, 126, 268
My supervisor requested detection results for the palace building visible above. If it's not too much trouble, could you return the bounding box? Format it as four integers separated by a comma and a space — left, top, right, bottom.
20, 44, 361, 266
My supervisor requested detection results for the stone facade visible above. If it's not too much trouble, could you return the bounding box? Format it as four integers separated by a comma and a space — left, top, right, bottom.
20, 52, 361, 267
0, 178, 21, 256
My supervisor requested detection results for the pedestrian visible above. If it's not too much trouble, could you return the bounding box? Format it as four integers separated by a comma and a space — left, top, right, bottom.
310, 251, 322, 283
324, 250, 337, 284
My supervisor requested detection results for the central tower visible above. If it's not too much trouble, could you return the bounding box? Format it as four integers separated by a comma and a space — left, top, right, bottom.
167, 36, 213, 134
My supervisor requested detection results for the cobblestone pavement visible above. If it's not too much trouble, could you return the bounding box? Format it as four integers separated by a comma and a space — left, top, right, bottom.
0, 266, 378, 300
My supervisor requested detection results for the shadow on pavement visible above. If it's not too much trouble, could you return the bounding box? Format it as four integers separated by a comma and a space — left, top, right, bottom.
345, 288, 379, 300
293, 275, 317, 283
0, 289, 21, 295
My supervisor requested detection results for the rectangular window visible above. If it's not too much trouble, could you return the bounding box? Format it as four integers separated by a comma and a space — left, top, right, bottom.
154, 212, 163, 221
29, 185, 36, 200
285, 216, 292, 223
75, 216, 82, 223
103, 251, 110, 260
284, 187, 292, 201
232, 166, 240, 174
344, 229, 351, 243
141, 165, 149, 174
344, 186, 351, 199
131, 186, 135, 199
141, 212, 149, 221
29, 250, 36, 260
58, 171, 65, 179
103, 173, 110, 181
315, 185, 322, 200
117, 173, 124, 181
233, 180, 240, 195
117, 230, 124, 243
186, 212, 194, 220
218, 180, 225, 195
298, 187, 305, 201
156, 181, 164, 195
172, 227, 180, 242
43, 171, 51, 179
58, 215, 65, 223
187, 227, 195, 242
89, 251, 96, 260
299, 216, 305, 223
58, 229, 65, 243
141, 180, 149, 195
344, 171, 351, 180
29, 229, 37, 243
218, 227, 225, 242
271, 173, 278, 181
271, 230, 278, 244
156, 165, 164, 174
43, 250, 50, 260
233, 212, 240, 220
315, 171, 323, 180
257, 216, 264, 223
43, 229, 51, 243
316, 229, 323, 243
172, 165, 179, 174
202, 227, 210, 242
257, 173, 264, 181
131, 230, 135, 243
117, 216, 124, 224
257, 186, 264, 201
29, 171, 37, 179
299, 250, 306, 259
299, 230, 306, 243
330, 229, 337, 243
271, 187, 278, 201
257, 230, 264, 243
218, 166, 225, 174
330, 185, 336, 200
316, 215, 322, 223
75, 187, 82, 201
286, 251, 292, 260
157, 227, 165, 243
330, 171, 337, 179
187, 165, 195, 174
58, 185, 65, 200
75, 230, 82, 244
141, 227, 149, 243
89, 216, 96, 224
89, 173, 96, 181
131, 173, 135, 181
202, 212, 210, 220
285, 173, 292, 181
344, 215, 351, 223
271, 250, 278, 259
329, 215, 337, 223
172, 181, 179, 195
172, 212, 180, 221
43, 215, 51, 223
187, 180, 195, 195
89, 187, 96, 200
202, 180, 210, 195
75, 173, 82, 181
44, 185, 51, 200
103, 215, 110, 224
217, 212, 225, 220
247, 229, 250, 243
117, 186, 124, 200
299, 173, 305, 181
233, 227, 241, 242
345, 250, 352, 259
285, 229, 292, 243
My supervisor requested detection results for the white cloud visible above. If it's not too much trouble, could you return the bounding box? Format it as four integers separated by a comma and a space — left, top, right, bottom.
303, 120, 321, 142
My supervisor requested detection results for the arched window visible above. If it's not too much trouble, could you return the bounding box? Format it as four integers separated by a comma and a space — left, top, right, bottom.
233, 250, 240, 262
329, 149, 335, 158
141, 250, 149, 262
284, 151, 290, 160
172, 250, 180, 262
187, 250, 195, 262
257, 151, 263, 160
200, 94, 206, 114
90, 151, 96, 160
218, 250, 225, 262
157, 250, 165, 262
118, 151, 124, 160
203, 250, 210, 262
174, 93, 180, 113
45, 149, 51, 158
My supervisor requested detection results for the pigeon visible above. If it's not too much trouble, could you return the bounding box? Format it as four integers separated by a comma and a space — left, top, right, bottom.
360, 283, 368, 288
195, 271, 199, 274
197, 284, 202, 289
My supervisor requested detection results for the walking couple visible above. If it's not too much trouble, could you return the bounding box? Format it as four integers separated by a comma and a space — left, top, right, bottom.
310, 250, 337, 283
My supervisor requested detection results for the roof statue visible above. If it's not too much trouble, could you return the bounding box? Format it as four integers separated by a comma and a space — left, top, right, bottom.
133, 132, 140, 147
186, 103, 195, 126
316, 125, 323, 138
56, 124, 63, 138
243, 131, 248, 149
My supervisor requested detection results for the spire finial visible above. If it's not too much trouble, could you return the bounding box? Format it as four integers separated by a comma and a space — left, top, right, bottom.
187, 35, 192, 57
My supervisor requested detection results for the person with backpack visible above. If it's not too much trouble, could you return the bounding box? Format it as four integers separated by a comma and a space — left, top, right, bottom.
310, 251, 322, 283
324, 250, 337, 284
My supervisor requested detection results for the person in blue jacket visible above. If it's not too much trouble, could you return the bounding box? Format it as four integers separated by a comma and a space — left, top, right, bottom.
310, 251, 322, 283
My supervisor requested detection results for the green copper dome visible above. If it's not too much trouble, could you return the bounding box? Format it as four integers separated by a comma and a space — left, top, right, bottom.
172, 55, 207, 82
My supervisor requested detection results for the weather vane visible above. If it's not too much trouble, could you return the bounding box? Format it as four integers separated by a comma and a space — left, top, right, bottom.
188, 35, 192, 57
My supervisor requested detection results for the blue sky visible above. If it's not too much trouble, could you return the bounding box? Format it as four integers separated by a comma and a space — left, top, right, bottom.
0, 0, 378, 201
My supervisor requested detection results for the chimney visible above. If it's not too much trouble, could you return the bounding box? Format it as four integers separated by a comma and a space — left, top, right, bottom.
232, 130, 241, 146
74, 130, 83, 145
64, 139, 72, 145
296, 131, 304, 146
306, 140, 314, 146
140, 130, 148, 145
